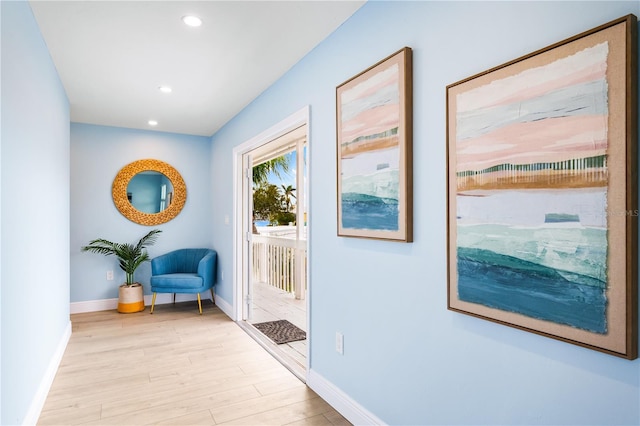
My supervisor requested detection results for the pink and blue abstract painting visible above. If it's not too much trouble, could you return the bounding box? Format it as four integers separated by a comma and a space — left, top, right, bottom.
340, 63, 401, 231
454, 42, 610, 333
337, 47, 412, 241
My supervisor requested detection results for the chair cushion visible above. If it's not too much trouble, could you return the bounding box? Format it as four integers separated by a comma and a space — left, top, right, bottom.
151, 273, 203, 292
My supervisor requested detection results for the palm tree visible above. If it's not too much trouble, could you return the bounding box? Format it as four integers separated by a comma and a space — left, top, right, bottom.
252, 156, 290, 186
252, 155, 291, 233
280, 184, 296, 212
81, 229, 162, 286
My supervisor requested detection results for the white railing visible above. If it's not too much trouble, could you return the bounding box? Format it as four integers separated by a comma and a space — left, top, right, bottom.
252, 234, 306, 299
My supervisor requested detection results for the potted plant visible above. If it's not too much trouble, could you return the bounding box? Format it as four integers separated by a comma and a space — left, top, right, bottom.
81, 229, 162, 313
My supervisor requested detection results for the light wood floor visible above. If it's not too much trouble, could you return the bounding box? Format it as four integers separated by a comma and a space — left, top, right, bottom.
38, 302, 350, 426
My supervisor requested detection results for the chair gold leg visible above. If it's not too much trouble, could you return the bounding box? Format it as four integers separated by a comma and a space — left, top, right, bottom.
150, 293, 157, 314
197, 293, 202, 315
210, 288, 215, 305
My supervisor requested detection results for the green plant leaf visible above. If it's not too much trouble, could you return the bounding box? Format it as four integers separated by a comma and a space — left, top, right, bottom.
81, 229, 162, 285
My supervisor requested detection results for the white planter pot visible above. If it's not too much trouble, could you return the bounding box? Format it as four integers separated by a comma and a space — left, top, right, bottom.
117, 283, 145, 313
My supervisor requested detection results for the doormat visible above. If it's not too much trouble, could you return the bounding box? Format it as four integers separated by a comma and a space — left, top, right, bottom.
253, 319, 306, 344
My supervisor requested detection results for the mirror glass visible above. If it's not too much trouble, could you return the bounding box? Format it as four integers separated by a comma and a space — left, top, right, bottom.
126, 171, 174, 214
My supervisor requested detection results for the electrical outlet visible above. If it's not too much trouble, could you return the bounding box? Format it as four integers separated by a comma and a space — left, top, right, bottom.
336, 332, 344, 355
106, 270, 114, 281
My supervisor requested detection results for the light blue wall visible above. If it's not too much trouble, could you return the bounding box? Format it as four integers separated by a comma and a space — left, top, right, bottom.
1, 2, 70, 424
210, 2, 640, 424
70, 123, 212, 303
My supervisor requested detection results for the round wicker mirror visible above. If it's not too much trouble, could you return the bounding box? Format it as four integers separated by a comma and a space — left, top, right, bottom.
112, 159, 186, 225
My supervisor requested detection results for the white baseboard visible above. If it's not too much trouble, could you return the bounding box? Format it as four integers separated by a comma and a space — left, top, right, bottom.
307, 369, 385, 426
70, 293, 212, 314
70, 297, 117, 313
23, 321, 72, 425
213, 294, 234, 319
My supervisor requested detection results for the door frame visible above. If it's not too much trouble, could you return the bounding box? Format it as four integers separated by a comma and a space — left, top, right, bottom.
232, 106, 311, 371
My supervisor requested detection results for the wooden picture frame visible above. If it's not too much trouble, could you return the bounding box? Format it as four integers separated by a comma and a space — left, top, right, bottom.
446, 15, 637, 359
336, 47, 413, 242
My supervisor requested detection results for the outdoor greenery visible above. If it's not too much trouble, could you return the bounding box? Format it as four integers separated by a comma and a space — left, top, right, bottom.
252, 156, 290, 186
253, 183, 296, 226
252, 154, 297, 227
281, 184, 296, 212
81, 229, 162, 285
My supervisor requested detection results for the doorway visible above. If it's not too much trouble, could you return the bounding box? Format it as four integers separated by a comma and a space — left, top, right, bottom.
233, 107, 309, 380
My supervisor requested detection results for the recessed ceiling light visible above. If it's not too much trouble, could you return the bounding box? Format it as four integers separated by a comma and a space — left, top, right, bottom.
158, 86, 172, 94
182, 15, 202, 27
148, 120, 158, 126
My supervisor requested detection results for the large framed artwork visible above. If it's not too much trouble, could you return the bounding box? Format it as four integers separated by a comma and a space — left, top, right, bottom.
446, 15, 638, 359
337, 47, 413, 241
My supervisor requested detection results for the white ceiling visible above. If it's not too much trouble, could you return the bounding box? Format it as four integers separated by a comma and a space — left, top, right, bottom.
29, 1, 365, 137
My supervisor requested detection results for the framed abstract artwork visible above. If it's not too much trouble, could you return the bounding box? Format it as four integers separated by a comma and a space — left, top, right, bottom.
336, 47, 413, 241
446, 15, 637, 359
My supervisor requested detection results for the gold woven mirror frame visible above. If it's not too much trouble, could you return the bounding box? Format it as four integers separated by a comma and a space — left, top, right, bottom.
112, 159, 186, 226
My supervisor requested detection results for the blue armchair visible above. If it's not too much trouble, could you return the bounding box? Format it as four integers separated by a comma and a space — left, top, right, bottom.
150, 248, 217, 314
